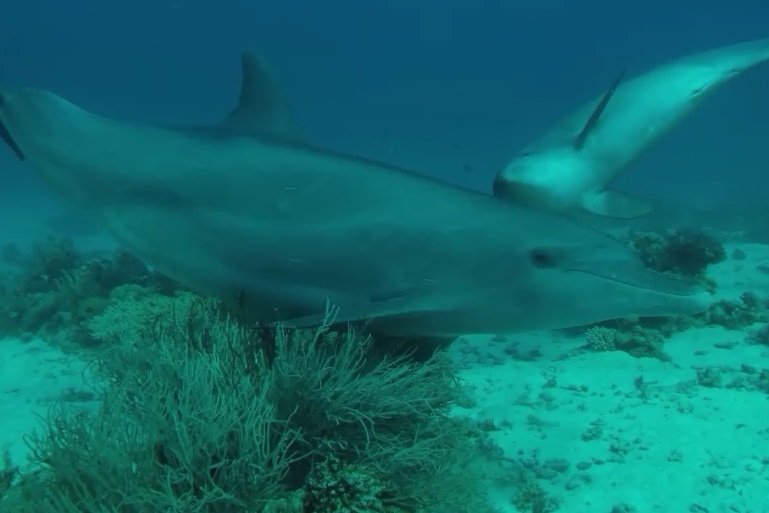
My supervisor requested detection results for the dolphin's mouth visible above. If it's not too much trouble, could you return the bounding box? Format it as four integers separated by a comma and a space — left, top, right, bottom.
0, 93, 26, 161
569, 263, 707, 298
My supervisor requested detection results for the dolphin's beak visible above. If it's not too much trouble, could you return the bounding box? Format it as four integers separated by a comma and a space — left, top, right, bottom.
0, 92, 26, 161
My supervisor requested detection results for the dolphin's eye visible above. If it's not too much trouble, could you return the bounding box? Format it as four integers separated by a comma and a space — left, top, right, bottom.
529, 248, 557, 268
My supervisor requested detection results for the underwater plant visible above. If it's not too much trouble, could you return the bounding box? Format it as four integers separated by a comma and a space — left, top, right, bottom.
1, 297, 494, 513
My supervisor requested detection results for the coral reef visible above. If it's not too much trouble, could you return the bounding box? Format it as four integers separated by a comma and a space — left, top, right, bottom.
749, 323, 769, 345
584, 325, 666, 360
584, 292, 769, 359
0, 447, 17, 502
0, 237, 179, 348
703, 292, 768, 329
627, 228, 725, 281
510, 468, 560, 513
689, 364, 769, 395
579, 228, 730, 360
1, 297, 495, 513
302, 455, 396, 513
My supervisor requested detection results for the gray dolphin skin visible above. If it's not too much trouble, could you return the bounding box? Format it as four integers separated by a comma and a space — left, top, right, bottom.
493, 37, 769, 219
0, 53, 712, 337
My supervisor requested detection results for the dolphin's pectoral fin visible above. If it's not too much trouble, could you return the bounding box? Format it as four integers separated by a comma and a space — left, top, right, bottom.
281, 306, 399, 331
280, 293, 434, 333
581, 189, 657, 219
221, 52, 304, 143
573, 70, 626, 150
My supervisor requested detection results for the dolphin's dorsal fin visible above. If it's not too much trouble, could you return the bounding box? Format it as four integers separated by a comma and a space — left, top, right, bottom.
222, 52, 303, 142
573, 70, 626, 150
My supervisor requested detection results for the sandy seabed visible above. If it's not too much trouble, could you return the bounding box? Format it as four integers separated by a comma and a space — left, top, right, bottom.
456, 243, 769, 513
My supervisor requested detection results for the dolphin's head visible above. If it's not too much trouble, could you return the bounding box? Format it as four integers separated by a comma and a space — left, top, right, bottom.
0, 87, 140, 208
376, 206, 714, 337
482, 209, 715, 333
492, 146, 593, 213
515, 234, 713, 330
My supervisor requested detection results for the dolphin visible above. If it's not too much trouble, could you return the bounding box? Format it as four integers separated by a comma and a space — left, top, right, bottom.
0, 52, 711, 337
493, 37, 769, 219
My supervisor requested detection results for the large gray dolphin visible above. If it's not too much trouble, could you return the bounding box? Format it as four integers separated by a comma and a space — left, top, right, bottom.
493, 37, 769, 219
0, 53, 711, 337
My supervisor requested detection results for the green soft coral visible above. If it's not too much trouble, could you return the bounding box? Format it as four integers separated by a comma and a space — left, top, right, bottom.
4, 300, 495, 513
85, 286, 198, 344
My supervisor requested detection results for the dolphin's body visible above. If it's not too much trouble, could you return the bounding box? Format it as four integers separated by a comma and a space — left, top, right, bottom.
0, 53, 711, 337
493, 37, 769, 219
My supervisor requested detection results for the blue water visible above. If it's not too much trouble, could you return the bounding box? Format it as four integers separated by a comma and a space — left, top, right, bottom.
2, 0, 767, 209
